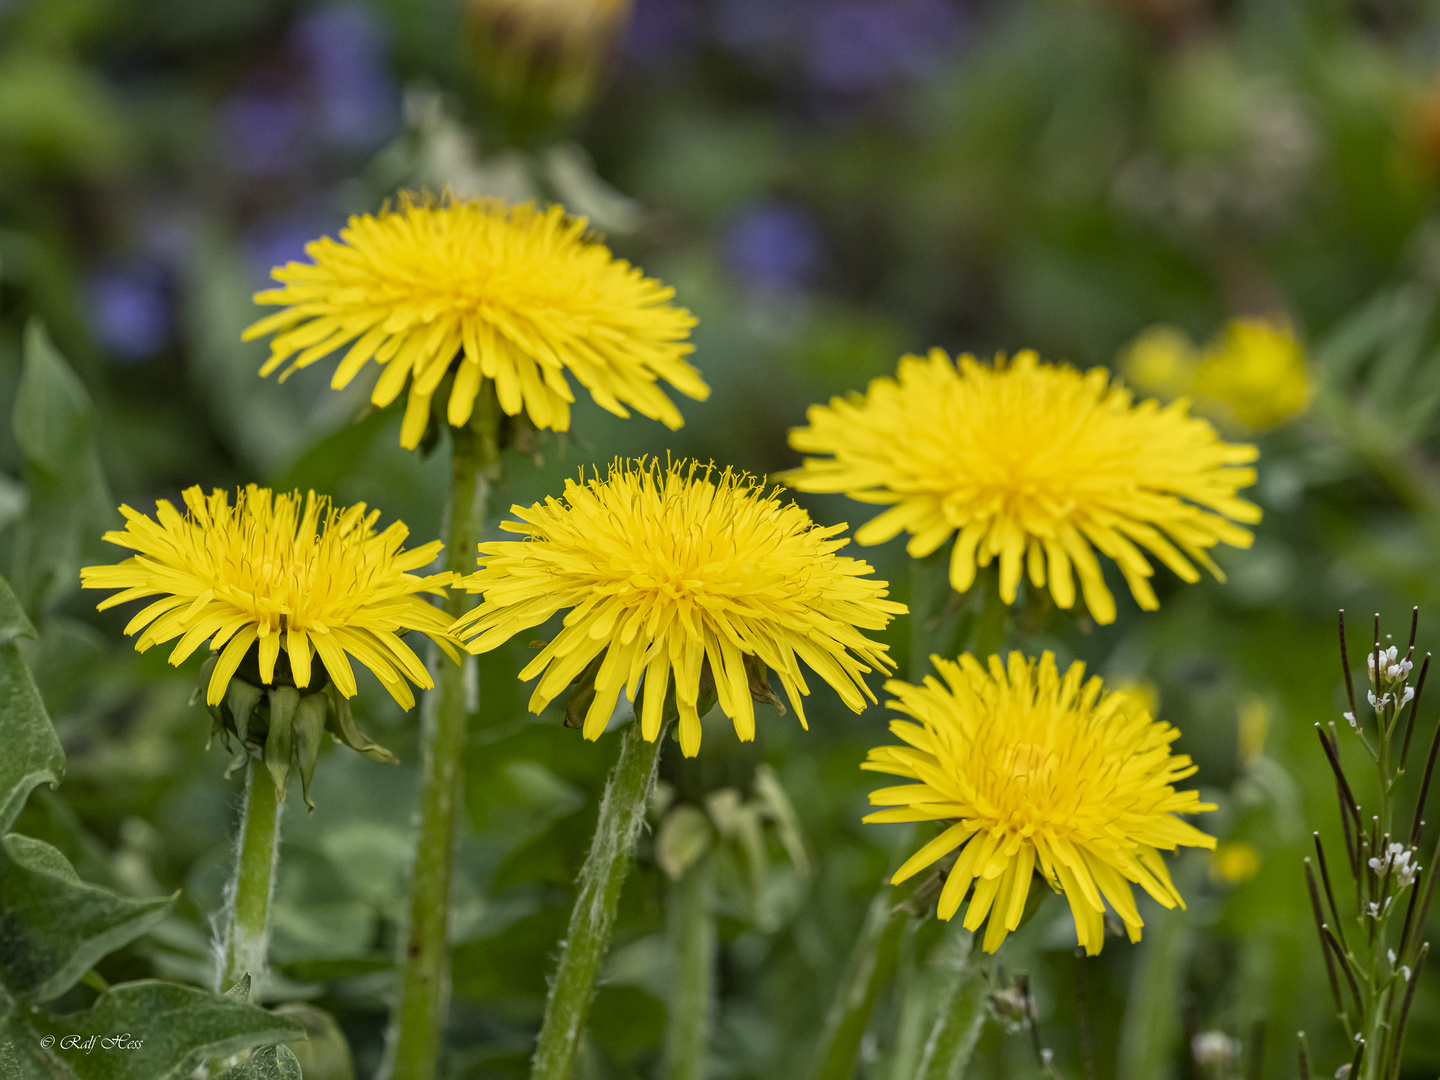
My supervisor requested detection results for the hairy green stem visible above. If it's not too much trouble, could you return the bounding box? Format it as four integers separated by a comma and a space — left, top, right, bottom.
219, 757, 283, 994
664, 852, 715, 1080
811, 883, 908, 1080
388, 411, 497, 1080
531, 720, 666, 1080
916, 933, 985, 1080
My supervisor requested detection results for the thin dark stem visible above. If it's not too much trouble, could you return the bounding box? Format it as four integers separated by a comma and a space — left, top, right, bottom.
1297, 1031, 1312, 1080
1340, 610, 1360, 722
1348, 1034, 1365, 1080
1398, 833, 1440, 962
1400, 654, 1430, 773
1410, 715, 1440, 849
1321, 923, 1365, 1024
1305, 862, 1346, 1018
1317, 725, 1363, 869
1407, 607, 1420, 662
1390, 943, 1428, 1080
1313, 834, 1348, 953
1374, 612, 1383, 706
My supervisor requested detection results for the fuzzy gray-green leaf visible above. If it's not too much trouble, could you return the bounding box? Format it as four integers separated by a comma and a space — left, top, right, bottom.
27, 979, 306, 1080
0, 834, 173, 1002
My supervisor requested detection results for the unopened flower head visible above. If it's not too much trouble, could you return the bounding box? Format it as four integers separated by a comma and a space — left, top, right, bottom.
863, 651, 1216, 954
81, 486, 459, 709
783, 350, 1261, 625
243, 194, 706, 450
451, 458, 905, 756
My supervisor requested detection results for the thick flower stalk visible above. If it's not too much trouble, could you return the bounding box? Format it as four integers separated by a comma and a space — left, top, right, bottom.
864, 650, 1216, 955
783, 349, 1261, 625
81, 485, 459, 712
452, 457, 905, 756
242, 195, 706, 450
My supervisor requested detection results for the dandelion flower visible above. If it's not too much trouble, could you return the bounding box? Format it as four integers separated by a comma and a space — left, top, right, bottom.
1121, 317, 1312, 431
452, 458, 905, 756
1191, 317, 1311, 431
242, 196, 706, 450
863, 651, 1215, 954
81, 486, 459, 710
782, 350, 1261, 625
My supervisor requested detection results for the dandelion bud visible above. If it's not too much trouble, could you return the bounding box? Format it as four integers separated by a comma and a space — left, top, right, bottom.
463, 0, 633, 132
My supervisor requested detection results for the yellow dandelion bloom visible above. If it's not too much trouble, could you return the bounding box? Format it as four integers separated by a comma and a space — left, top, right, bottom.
242, 196, 706, 450
782, 349, 1262, 625
452, 458, 906, 756
1210, 842, 1261, 886
1121, 318, 1312, 432
864, 651, 1216, 955
1191, 317, 1312, 431
80, 486, 459, 710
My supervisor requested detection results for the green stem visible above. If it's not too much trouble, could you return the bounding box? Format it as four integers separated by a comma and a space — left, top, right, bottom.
916, 932, 986, 1080
664, 852, 715, 1080
811, 883, 908, 1080
388, 409, 498, 1080
219, 757, 283, 994
885, 923, 930, 1080
531, 720, 666, 1080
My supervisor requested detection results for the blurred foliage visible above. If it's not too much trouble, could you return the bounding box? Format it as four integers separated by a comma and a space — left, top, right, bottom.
9, 0, 1440, 1077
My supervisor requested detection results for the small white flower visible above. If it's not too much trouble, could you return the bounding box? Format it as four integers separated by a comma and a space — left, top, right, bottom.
1389, 948, 1397, 965
1345, 711, 1358, 728
1192, 1032, 1241, 1067
1402, 686, 1415, 707
1403, 965, 1413, 982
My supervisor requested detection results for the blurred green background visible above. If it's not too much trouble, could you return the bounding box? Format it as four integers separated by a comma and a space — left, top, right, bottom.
7, 0, 1440, 1076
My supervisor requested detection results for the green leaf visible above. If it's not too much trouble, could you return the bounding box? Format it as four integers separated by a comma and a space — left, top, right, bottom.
0, 984, 78, 1079
13, 320, 94, 479
0, 572, 37, 644
28, 980, 305, 1080
214, 1045, 305, 1080
0, 834, 174, 1002
0, 635, 64, 833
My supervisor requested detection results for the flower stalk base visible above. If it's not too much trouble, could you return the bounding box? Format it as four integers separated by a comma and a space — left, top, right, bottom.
531, 720, 666, 1080
219, 757, 283, 994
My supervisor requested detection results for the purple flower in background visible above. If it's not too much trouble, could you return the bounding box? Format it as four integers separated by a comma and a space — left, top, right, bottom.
220, 3, 396, 175
723, 202, 822, 294
807, 0, 963, 94
87, 262, 171, 363
221, 90, 311, 176
622, 0, 703, 67
245, 211, 341, 286
713, 0, 966, 95
291, 4, 398, 149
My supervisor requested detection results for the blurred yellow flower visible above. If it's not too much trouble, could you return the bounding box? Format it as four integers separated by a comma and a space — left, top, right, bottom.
1192, 318, 1312, 430
81, 486, 459, 709
243, 195, 705, 450
452, 458, 905, 756
864, 651, 1216, 954
1120, 317, 1311, 432
782, 349, 1261, 625
1119, 326, 1195, 400
1210, 841, 1262, 886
